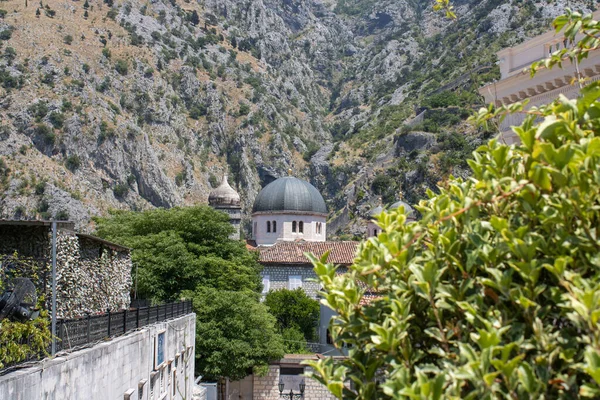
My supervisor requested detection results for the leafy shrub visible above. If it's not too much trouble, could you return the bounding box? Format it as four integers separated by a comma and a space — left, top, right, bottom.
65, 155, 81, 171
308, 70, 600, 400
114, 59, 128, 75
48, 112, 65, 129
112, 183, 128, 198
0, 29, 12, 41
63, 34, 73, 45
35, 124, 55, 144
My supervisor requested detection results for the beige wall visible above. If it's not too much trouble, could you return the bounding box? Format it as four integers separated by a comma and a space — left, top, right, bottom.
479, 10, 600, 144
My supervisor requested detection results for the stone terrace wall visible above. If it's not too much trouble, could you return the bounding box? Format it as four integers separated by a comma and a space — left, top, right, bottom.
261, 264, 320, 299
252, 365, 336, 400
56, 231, 132, 318
0, 313, 196, 400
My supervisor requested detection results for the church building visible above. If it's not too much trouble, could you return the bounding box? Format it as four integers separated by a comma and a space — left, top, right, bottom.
251, 174, 327, 246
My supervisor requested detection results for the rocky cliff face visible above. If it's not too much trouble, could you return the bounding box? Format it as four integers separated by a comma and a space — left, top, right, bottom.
0, 0, 592, 234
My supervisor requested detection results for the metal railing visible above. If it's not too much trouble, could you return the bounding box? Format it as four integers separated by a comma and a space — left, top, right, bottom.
55, 300, 193, 352
0, 300, 193, 374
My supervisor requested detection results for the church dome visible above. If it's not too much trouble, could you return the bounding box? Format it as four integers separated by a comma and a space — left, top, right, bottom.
208, 175, 240, 207
368, 205, 384, 217
390, 200, 415, 218
252, 176, 327, 215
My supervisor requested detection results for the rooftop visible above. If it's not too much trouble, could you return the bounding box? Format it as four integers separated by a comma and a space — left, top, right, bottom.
256, 240, 359, 265
252, 176, 327, 215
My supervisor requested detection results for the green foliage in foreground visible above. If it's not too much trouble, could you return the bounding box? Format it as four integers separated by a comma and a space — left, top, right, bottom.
189, 287, 284, 381
0, 255, 52, 369
265, 288, 320, 353
307, 83, 600, 398
95, 206, 262, 302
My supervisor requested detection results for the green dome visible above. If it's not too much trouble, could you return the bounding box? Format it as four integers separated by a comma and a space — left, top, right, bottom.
252, 176, 327, 215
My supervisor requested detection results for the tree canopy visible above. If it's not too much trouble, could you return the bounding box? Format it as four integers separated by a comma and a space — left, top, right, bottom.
190, 287, 284, 381
265, 288, 320, 352
307, 11, 600, 400
94, 206, 262, 301
95, 206, 283, 381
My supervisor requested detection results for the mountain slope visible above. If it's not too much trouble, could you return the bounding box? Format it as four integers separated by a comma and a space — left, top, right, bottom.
0, 0, 593, 234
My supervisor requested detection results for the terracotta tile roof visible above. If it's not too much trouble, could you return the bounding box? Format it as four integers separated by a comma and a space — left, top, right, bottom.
257, 241, 360, 265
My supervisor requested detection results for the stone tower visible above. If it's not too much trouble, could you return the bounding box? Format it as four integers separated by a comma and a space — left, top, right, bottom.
208, 174, 242, 240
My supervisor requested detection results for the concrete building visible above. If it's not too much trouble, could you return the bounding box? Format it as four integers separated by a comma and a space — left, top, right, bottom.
251, 175, 327, 246
479, 10, 600, 144
208, 175, 242, 240
0, 312, 196, 400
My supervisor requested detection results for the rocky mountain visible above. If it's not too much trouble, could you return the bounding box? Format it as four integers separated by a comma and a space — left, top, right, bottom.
0, 0, 593, 235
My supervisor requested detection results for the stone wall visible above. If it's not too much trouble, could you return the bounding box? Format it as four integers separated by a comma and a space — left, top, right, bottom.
56, 231, 132, 318
261, 264, 321, 299
0, 313, 196, 400
0, 225, 51, 259
250, 364, 336, 400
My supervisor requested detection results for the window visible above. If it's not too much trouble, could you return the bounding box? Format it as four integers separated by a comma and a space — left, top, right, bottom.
262, 275, 270, 294
280, 367, 305, 375
292, 221, 297, 232
288, 275, 302, 290
326, 329, 333, 345
267, 221, 271, 233
272, 221, 277, 233
253, 222, 257, 238
316, 222, 322, 235
299, 221, 304, 233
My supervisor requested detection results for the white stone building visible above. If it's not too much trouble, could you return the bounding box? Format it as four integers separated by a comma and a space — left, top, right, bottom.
251, 175, 327, 246
479, 10, 600, 144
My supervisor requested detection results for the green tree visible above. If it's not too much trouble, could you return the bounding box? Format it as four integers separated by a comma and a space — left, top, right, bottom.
307, 11, 600, 400
265, 288, 320, 343
190, 287, 284, 381
189, 10, 199, 26
94, 206, 262, 302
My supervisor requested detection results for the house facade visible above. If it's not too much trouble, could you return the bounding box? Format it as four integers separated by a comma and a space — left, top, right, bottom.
479, 10, 600, 144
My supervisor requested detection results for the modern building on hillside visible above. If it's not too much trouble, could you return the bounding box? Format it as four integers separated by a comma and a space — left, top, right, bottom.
367, 199, 416, 238
208, 174, 242, 240
479, 10, 600, 144
251, 174, 327, 246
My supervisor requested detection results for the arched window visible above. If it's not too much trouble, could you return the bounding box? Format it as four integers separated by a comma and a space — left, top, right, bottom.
253, 222, 257, 238
292, 221, 297, 232
299, 221, 304, 233
272, 221, 277, 233
317, 222, 322, 234
267, 221, 271, 233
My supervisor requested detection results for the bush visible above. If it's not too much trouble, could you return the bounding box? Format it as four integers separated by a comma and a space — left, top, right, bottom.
63, 34, 73, 45
35, 124, 55, 144
114, 59, 128, 75
48, 112, 65, 129
65, 155, 81, 171
265, 288, 320, 343
0, 29, 12, 41
308, 75, 600, 399
112, 183, 128, 198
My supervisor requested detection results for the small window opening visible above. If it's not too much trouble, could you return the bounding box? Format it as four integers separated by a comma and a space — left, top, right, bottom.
272, 221, 277, 233
292, 221, 297, 232
299, 221, 304, 233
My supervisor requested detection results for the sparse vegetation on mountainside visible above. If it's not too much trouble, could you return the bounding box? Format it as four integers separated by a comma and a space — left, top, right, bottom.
0, 0, 595, 236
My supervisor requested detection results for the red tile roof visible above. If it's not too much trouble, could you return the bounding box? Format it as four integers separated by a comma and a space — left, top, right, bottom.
256, 241, 360, 265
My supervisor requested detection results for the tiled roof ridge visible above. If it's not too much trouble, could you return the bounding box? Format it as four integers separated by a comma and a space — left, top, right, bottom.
256, 240, 360, 265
